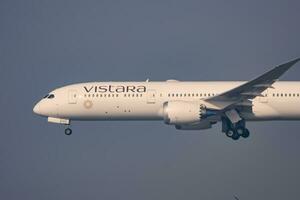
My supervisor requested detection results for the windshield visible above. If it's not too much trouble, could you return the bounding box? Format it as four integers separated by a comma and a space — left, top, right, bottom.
43, 94, 55, 99
48, 94, 55, 99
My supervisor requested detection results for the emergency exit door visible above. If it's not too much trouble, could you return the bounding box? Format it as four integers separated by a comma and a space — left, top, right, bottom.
258, 89, 268, 103
147, 90, 156, 104
68, 90, 77, 104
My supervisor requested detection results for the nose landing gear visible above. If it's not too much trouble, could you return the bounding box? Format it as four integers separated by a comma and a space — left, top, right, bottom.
64, 128, 72, 135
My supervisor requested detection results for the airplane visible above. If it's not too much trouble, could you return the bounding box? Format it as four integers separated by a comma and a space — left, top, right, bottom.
33, 58, 300, 140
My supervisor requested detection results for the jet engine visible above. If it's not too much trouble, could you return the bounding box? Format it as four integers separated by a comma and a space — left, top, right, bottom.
162, 101, 216, 125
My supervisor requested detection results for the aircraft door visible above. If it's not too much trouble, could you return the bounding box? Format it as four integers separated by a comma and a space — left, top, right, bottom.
258, 89, 268, 103
147, 89, 156, 104
68, 90, 78, 104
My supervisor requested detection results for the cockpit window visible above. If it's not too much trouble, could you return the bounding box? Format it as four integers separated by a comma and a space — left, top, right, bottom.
43, 94, 49, 98
48, 94, 55, 99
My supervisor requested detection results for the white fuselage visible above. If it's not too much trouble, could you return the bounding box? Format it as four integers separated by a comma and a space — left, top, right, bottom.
33, 81, 300, 122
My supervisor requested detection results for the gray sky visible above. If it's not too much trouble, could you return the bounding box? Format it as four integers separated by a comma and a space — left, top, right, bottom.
1, 0, 300, 199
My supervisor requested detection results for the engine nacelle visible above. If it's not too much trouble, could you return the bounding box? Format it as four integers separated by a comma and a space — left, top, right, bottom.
163, 101, 209, 125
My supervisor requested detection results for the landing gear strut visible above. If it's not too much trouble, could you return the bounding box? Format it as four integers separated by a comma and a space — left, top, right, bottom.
65, 128, 72, 135
222, 117, 250, 140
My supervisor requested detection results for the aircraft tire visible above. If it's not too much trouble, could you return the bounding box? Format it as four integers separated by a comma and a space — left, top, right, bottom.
225, 129, 234, 138
241, 128, 250, 138
231, 130, 240, 140
65, 128, 72, 135
236, 127, 244, 136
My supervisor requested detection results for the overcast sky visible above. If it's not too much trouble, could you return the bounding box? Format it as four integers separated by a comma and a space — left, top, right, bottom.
1, 0, 300, 200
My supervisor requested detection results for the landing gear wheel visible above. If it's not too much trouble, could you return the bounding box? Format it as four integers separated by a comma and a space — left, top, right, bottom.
65, 128, 72, 135
226, 129, 234, 138
231, 131, 240, 141
236, 127, 244, 136
241, 128, 250, 138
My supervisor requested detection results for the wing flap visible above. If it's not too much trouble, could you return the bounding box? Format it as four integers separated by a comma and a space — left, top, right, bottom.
253, 84, 275, 89
240, 92, 264, 97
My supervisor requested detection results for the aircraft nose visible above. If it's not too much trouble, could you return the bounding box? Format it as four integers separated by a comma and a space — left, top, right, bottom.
33, 102, 41, 115
33, 100, 59, 117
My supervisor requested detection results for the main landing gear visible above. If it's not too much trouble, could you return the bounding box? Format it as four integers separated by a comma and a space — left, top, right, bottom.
222, 117, 250, 140
64, 127, 72, 135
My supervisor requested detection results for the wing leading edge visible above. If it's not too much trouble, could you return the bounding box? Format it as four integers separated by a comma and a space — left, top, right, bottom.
206, 58, 300, 108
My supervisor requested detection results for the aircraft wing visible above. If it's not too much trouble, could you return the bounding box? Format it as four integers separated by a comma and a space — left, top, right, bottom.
206, 58, 300, 109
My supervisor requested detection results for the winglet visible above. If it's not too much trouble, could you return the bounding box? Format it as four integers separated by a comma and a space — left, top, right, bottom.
273, 57, 300, 74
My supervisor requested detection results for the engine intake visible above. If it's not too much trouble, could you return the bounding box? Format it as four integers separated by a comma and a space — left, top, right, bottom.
163, 101, 215, 125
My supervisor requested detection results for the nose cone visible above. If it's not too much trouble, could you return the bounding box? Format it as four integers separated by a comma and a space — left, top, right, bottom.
33, 100, 58, 117
33, 102, 42, 115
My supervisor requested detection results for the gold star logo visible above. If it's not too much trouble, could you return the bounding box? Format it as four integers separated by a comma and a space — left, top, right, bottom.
83, 100, 93, 109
